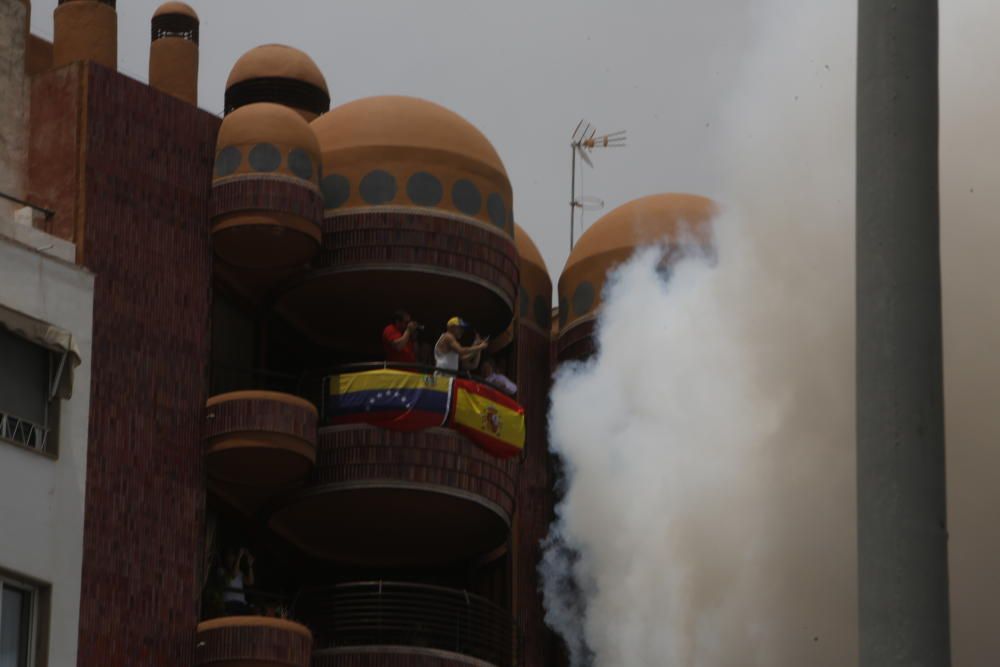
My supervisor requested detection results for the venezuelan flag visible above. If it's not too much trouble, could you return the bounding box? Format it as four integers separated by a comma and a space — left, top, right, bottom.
324, 370, 453, 431
450, 378, 525, 459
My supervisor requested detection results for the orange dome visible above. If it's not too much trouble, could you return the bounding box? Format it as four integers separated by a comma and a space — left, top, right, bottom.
224, 45, 330, 121
210, 103, 324, 270
153, 1, 197, 18
515, 223, 546, 274
515, 223, 552, 333
558, 193, 715, 334
311, 96, 513, 235
226, 44, 327, 93
216, 102, 320, 160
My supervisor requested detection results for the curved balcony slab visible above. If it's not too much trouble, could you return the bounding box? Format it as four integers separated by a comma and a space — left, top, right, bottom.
193, 616, 312, 667
268, 425, 517, 566
210, 177, 323, 270
203, 390, 318, 487
274, 210, 518, 353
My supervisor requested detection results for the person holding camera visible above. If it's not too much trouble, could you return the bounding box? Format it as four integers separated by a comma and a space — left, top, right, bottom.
220, 546, 255, 616
383, 309, 421, 364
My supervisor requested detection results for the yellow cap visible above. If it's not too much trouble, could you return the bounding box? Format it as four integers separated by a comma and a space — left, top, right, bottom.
447, 316, 468, 328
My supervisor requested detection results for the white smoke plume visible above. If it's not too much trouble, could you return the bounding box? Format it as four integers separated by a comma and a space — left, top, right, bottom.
542, 0, 1000, 664
541, 1, 857, 665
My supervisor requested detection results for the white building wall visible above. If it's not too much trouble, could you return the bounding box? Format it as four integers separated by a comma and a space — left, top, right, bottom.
0, 230, 93, 667
0, 0, 30, 220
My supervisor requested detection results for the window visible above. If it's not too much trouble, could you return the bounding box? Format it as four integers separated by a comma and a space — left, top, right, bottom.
0, 579, 35, 667
0, 328, 61, 456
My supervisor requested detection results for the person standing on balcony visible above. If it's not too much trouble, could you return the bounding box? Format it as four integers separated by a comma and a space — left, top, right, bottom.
383, 309, 420, 364
435, 317, 489, 372
480, 358, 517, 396
220, 547, 255, 616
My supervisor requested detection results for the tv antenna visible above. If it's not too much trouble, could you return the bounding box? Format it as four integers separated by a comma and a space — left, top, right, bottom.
570, 120, 626, 249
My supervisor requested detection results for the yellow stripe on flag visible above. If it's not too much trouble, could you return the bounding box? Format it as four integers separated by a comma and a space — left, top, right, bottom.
330, 369, 452, 396
453, 387, 525, 451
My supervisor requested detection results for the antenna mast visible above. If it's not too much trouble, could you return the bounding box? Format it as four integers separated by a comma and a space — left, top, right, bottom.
570, 120, 626, 249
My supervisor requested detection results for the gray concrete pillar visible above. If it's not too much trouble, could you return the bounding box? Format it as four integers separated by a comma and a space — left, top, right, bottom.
857, 1, 951, 664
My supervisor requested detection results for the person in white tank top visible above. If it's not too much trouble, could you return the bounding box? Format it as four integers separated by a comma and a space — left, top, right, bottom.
435, 316, 489, 372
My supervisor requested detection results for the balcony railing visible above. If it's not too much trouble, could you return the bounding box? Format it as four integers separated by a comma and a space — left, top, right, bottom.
301, 581, 520, 667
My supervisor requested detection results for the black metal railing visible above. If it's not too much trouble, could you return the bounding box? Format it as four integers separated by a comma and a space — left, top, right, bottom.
224, 77, 330, 117
0, 192, 54, 220
325, 361, 515, 397
301, 581, 520, 667
211, 361, 517, 406
151, 13, 199, 43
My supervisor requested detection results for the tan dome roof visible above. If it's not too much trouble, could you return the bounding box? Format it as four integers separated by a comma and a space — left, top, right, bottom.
558, 193, 715, 334
216, 102, 320, 154
312, 96, 506, 178
565, 193, 714, 273
153, 2, 197, 18
514, 223, 552, 333
311, 96, 512, 234
226, 44, 328, 95
515, 223, 546, 275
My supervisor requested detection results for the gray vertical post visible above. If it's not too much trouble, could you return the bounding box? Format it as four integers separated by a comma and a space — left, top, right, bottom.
857, 1, 950, 665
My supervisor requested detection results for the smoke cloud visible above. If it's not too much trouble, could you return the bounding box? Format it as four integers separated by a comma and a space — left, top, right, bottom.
541, 1, 857, 665
542, 0, 1000, 664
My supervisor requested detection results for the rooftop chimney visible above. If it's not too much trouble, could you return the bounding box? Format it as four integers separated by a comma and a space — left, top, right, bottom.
52, 0, 117, 70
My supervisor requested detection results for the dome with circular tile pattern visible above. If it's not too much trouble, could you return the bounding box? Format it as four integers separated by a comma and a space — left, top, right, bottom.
514, 223, 552, 332
558, 193, 715, 335
210, 103, 324, 270
214, 102, 320, 184
311, 95, 513, 235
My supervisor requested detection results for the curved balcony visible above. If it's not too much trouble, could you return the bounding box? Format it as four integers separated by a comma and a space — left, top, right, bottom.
269, 425, 516, 566
274, 211, 519, 354
304, 582, 519, 667
203, 391, 318, 488
193, 616, 312, 667
555, 316, 597, 363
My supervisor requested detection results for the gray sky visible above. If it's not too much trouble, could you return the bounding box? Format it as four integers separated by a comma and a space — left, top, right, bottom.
30, 0, 755, 281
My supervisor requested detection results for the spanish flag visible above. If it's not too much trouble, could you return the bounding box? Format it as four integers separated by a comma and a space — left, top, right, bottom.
450, 378, 525, 459
324, 370, 453, 431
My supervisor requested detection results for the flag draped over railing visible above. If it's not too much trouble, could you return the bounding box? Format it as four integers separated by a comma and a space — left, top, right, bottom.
450, 378, 525, 459
324, 369, 453, 431
322, 369, 525, 459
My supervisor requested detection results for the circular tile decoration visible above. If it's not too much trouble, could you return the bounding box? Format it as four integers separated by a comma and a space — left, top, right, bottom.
406, 172, 443, 206
534, 295, 551, 329
288, 148, 314, 181
249, 143, 282, 172
321, 174, 351, 209
558, 296, 568, 328
572, 281, 596, 316
214, 146, 241, 178
519, 288, 531, 318
360, 170, 397, 205
452, 179, 482, 216
487, 193, 506, 229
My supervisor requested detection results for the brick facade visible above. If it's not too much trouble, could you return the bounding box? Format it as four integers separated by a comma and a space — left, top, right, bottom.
514, 323, 556, 667
73, 64, 218, 667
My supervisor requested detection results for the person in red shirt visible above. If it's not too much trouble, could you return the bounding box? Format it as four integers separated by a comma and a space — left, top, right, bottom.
382, 309, 420, 364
